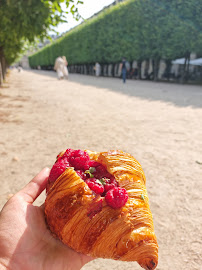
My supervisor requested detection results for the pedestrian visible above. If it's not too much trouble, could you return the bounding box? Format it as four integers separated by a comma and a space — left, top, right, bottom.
54, 56, 65, 80
94, 62, 101, 77
62, 56, 69, 79
17, 65, 22, 72
120, 57, 127, 83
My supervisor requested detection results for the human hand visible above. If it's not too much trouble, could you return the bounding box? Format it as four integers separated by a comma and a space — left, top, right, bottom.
0, 168, 92, 270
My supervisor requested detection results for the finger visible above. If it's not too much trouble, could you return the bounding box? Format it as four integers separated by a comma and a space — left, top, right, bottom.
40, 203, 45, 211
17, 167, 50, 204
80, 254, 94, 266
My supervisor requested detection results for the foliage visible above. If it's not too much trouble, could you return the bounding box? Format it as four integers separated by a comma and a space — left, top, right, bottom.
0, 0, 83, 64
29, 0, 202, 69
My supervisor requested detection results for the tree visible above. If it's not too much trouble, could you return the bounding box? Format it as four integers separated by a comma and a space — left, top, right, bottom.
29, 0, 202, 82
0, 0, 83, 85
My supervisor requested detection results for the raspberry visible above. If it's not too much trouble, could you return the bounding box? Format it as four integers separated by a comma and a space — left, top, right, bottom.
86, 178, 104, 195
49, 158, 70, 182
68, 150, 90, 170
84, 160, 100, 171
84, 161, 110, 179
94, 164, 108, 178
105, 187, 128, 209
104, 177, 118, 192
76, 170, 87, 180
61, 148, 74, 160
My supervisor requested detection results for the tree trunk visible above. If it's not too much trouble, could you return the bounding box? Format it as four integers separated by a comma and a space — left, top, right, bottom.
106, 65, 109, 76
181, 58, 187, 84
181, 52, 190, 84
165, 60, 172, 81
111, 64, 115, 77
0, 61, 3, 86
100, 64, 104, 76
0, 47, 6, 85
153, 59, 160, 81
86, 64, 90, 75
145, 59, 149, 80
186, 53, 190, 82
137, 60, 142, 79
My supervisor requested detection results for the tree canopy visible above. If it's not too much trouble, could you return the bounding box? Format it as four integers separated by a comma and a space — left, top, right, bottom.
0, 0, 83, 74
29, 0, 202, 70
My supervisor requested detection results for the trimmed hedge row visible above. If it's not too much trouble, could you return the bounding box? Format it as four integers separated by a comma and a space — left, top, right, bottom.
29, 0, 202, 70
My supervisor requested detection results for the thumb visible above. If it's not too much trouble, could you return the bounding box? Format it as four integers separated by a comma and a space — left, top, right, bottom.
17, 167, 50, 204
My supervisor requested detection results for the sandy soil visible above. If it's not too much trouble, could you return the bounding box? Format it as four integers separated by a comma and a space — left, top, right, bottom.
0, 69, 202, 270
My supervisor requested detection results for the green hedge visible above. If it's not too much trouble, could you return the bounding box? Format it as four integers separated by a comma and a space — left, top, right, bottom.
29, 0, 202, 68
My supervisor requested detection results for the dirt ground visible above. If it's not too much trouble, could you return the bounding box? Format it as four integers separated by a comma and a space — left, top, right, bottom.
0, 69, 202, 270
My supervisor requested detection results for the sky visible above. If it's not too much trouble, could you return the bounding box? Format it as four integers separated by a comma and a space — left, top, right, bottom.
54, 0, 115, 34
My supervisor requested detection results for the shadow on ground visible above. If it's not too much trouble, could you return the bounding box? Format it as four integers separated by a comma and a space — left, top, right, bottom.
28, 70, 202, 108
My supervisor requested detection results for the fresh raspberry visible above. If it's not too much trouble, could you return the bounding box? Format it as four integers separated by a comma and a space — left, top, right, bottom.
49, 158, 70, 182
105, 187, 128, 209
68, 150, 90, 170
59, 148, 74, 160
104, 177, 118, 192
93, 164, 108, 179
84, 161, 110, 178
84, 160, 100, 171
76, 170, 87, 180
86, 178, 104, 195
96, 164, 107, 175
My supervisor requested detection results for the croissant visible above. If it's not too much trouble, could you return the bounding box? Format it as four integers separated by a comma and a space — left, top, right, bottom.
45, 149, 158, 270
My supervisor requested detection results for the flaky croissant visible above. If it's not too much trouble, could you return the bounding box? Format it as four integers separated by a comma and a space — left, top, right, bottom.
45, 149, 158, 270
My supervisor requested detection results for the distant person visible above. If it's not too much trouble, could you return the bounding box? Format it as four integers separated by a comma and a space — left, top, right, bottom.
54, 56, 65, 80
62, 56, 69, 79
120, 57, 127, 83
94, 62, 101, 77
18, 65, 22, 72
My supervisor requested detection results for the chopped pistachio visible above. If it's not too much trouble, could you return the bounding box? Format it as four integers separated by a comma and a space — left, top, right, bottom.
140, 194, 145, 200
89, 167, 96, 173
99, 178, 106, 185
95, 179, 103, 185
85, 167, 96, 178
85, 170, 94, 178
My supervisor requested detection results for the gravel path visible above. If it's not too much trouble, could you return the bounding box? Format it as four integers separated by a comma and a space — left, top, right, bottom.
0, 70, 202, 270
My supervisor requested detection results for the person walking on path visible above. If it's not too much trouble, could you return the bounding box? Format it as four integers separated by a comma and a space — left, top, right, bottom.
54, 56, 65, 80
62, 56, 69, 79
120, 57, 127, 83
94, 62, 101, 77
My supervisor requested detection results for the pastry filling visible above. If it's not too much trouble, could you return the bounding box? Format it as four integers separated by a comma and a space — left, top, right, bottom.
48, 149, 128, 209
